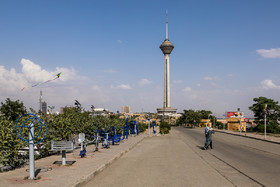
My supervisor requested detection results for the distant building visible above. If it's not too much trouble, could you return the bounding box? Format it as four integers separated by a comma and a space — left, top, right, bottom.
122, 106, 130, 113
42, 101, 47, 114
39, 90, 48, 114
91, 108, 111, 116
39, 90, 43, 112
226, 118, 246, 132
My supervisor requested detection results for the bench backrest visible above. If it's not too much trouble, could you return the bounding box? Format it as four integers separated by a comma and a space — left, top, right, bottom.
51, 140, 74, 151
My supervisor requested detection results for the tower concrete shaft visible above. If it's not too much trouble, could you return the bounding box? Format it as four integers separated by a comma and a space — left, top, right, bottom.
164, 54, 170, 108
160, 39, 174, 108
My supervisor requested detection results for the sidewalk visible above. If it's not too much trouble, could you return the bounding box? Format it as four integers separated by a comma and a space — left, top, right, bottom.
214, 129, 280, 144
0, 133, 147, 187
83, 128, 235, 187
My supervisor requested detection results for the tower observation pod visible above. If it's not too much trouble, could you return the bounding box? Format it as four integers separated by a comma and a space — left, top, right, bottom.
157, 11, 177, 115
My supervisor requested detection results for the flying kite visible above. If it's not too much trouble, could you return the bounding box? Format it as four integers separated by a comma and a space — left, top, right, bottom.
21, 72, 62, 91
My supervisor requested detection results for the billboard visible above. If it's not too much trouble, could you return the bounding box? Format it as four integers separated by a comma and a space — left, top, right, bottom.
227, 112, 244, 118
227, 112, 235, 118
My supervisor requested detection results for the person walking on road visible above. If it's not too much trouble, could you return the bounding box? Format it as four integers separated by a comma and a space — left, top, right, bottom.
204, 125, 214, 150
205, 124, 210, 137
204, 124, 210, 149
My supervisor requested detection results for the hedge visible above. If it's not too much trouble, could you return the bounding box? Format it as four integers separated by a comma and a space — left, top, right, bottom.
0, 111, 146, 169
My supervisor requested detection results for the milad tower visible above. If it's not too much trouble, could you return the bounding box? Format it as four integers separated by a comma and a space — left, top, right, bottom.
157, 12, 177, 115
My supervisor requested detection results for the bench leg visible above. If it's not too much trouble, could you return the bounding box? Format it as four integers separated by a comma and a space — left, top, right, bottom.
62, 150, 66, 165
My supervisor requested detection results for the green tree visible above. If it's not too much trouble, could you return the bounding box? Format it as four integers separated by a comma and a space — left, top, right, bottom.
0, 116, 26, 167
249, 96, 280, 133
177, 109, 213, 127
249, 97, 280, 122
197, 110, 212, 119
0, 98, 27, 121
29, 107, 37, 114
177, 110, 202, 127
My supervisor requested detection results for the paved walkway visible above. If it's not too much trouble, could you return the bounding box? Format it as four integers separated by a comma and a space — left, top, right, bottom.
0, 133, 147, 187
83, 128, 234, 187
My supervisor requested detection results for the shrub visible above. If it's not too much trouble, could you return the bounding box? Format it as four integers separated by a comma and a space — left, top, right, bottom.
216, 122, 225, 129
0, 111, 131, 169
0, 116, 26, 168
160, 121, 171, 134
256, 122, 280, 134
139, 123, 147, 133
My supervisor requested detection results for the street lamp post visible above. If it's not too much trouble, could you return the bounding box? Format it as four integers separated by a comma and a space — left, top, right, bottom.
223, 111, 226, 130
239, 115, 242, 134
264, 104, 267, 139
148, 119, 150, 136
126, 114, 128, 139
237, 108, 242, 134
213, 116, 215, 129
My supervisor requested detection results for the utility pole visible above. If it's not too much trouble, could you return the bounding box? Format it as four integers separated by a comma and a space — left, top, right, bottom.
148, 118, 150, 136
264, 104, 267, 139
238, 108, 242, 134
213, 116, 215, 129
224, 111, 226, 130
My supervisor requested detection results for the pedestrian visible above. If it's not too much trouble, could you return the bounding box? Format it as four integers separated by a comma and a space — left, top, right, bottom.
204, 124, 210, 149
204, 127, 214, 150
205, 124, 210, 138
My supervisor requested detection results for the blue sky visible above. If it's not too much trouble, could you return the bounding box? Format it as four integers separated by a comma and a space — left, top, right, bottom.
1, 0, 280, 117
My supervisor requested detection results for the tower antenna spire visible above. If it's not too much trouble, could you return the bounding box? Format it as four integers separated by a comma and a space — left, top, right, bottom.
166, 10, 168, 40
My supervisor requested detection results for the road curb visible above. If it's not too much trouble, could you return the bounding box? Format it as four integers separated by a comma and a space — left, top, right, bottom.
215, 130, 280, 145
72, 135, 147, 187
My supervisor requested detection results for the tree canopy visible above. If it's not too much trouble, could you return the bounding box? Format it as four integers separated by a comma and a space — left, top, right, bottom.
249, 96, 280, 133
0, 98, 27, 121
249, 97, 280, 122
197, 110, 212, 119
176, 109, 212, 126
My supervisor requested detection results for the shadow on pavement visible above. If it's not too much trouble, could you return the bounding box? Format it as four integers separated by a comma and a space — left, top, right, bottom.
52, 161, 76, 165
196, 145, 205, 150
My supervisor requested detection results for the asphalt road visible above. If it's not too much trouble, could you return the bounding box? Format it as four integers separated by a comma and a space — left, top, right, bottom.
179, 127, 280, 187
83, 127, 280, 187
